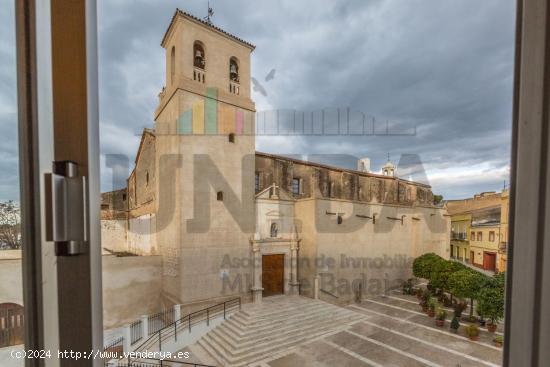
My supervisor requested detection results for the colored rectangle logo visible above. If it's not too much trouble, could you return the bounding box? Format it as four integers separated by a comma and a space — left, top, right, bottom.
177, 110, 192, 134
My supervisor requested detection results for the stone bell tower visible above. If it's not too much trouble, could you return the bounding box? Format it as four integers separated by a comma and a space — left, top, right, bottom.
153, 9, 256, 307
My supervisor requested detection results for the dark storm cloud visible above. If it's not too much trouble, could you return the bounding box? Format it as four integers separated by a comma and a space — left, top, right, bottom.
0, 0, 515, 200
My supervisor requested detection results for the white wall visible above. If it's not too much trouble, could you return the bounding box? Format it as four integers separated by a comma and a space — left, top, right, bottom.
127, 214, 157, 255
101, 219, 127, 252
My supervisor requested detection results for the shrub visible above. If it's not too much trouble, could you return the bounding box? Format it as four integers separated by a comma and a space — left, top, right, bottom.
494, 335, 503, 344
465, 324, 480, 338
436, 308, 447, 321
402, 278, 414, 295
428, 297, 438, 311
450, 316, 460, 330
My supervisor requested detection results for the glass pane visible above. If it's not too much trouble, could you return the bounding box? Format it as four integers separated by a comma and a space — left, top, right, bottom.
96, 2, 513, 366
0, 0, 24, 366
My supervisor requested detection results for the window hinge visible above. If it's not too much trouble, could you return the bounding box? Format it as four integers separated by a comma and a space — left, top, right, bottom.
45, 161, 88, 256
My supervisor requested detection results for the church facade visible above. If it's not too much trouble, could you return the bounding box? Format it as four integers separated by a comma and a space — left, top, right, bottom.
101, 9, 450, 312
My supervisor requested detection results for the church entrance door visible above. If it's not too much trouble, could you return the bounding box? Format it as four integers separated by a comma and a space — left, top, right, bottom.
262, 254, 284, 297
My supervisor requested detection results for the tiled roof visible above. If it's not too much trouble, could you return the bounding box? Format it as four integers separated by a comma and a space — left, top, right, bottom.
161, 8, 255, 50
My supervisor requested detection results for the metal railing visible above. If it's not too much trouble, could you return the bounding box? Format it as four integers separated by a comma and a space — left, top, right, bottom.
130, 320, 143, 345
103, 336, 124, 366
451, 232, 468, 240
320, 288, 339, 298
148, 309, 175, 336
130, 298, 240, 361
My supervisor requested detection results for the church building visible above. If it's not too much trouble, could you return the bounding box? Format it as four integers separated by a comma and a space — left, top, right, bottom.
101, 9, 450, 314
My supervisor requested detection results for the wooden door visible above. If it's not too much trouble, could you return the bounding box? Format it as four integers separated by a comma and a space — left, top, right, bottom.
0, 303, 24, 347
483, 252, 497, 272
262, 254, 285, 297
470, 251, 475, 264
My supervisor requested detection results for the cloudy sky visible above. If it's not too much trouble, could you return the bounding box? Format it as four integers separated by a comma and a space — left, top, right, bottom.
1, 0, 516, 201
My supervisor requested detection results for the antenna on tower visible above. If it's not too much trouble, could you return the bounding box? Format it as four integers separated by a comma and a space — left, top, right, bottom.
204, 0, 214, 24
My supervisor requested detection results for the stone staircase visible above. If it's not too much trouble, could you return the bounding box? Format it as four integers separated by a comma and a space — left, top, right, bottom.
195, 295, 366, 366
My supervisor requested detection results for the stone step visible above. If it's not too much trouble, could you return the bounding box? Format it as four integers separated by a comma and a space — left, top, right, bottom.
194, 296, 366, 367
220, 307, 358, 342
201, 319, 361, 367
239, 297, 324, 319
228, 302, 344, 331
233, 303, 329, 326
210, 310, 364, 352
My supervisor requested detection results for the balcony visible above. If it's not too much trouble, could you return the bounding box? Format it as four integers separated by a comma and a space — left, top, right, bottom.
499, 241, 507, 251
451, 232, 468, 241
193, 67, 206, 84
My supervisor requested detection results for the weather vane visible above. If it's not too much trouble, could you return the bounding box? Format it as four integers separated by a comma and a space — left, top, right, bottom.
204, 1, 214, 24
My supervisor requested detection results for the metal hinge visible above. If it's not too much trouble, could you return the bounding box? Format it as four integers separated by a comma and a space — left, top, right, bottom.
45, 161, 88, 256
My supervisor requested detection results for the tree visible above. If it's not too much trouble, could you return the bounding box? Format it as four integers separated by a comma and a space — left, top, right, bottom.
413, 253, 443, 280
448, 269, 486, 318
433, 194, 444, 205
0, 201, 21, 249
477, 286, 504, 324
430, 259, 466, 293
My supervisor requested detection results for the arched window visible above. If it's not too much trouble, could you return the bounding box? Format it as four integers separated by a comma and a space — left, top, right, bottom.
229, 57, 239, 82
170, 46, 175, 84
193, 41, 205, 69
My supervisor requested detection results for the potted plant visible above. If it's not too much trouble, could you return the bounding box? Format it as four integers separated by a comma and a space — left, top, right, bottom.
427, 297, 437, 317
465, 324, 480, 341
402, 278, 414, 295
493, 335, 503, 347
420, 291, 431, 312
435, 308, 447, 327
416, 288, 423, 300
450, 316, 460, 333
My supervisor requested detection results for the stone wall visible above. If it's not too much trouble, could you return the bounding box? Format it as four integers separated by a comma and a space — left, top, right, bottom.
295, 198, 449, 303
102, 255, 162, 329
0, 251, 23, 305
0, 252, 163, 330
101, 219, 127, 252
255, 153, 434, 207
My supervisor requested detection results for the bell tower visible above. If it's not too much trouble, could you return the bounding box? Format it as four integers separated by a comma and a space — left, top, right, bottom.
153, 9, 256, 306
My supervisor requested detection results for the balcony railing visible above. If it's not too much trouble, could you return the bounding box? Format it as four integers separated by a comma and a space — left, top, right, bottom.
229, 81, 240, 95
194, 68, 205, 83
451, 232, 468, 241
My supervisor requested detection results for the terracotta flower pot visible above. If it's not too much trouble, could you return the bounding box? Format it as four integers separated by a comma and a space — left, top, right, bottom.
435, 319, 445, 327
422, 305, 428, 312
428, 309, 435, 318
494, 341, 503, 347
487, 323, 497, 333
468, 335, 479, 341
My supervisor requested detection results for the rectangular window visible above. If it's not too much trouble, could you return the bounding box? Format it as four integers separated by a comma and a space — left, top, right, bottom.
489, 231, 495, 241
477, 232, 482, 241
292, 178, 300, 195
471, 231, 475, 240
